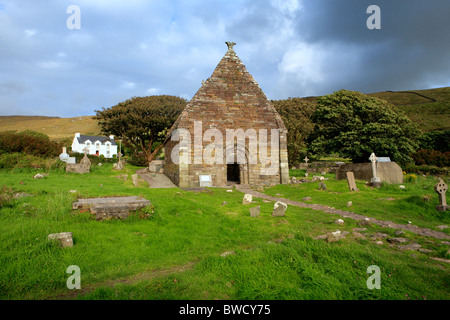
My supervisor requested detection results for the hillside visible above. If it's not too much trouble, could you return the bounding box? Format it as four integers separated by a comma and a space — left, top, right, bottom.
367, 86, 450, 132
0, 115, 101, 142
0, 87, 448, 143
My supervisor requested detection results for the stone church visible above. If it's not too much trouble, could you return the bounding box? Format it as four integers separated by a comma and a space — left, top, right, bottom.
164, 42, 289, 187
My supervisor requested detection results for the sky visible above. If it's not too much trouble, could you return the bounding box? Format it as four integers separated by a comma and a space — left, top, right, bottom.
0, 0, 449, 117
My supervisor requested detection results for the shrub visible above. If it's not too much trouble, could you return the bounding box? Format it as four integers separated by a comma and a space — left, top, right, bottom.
404, 163, 449, 176
411, 149, 450, 167
0, 130, 60, 157
404, 173, 418, 183
0, 153, 64, 170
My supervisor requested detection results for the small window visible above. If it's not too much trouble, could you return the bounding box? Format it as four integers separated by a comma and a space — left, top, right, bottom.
96, 143, 100, 149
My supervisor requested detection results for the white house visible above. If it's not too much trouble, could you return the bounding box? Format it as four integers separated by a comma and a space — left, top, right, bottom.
71, 133, 118, 158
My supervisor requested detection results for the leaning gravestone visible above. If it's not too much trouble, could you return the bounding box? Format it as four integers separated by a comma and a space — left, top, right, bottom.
346, 172, 359, 191
434, 178, 449, 212
272, 201, 287, 217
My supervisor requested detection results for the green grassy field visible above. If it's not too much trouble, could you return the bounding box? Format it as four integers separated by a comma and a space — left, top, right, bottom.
0, 165, 449, 300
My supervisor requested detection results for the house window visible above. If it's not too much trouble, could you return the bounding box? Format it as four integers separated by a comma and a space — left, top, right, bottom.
86, 142, 90, 149
106, 143, 110, 150
106, 151, 110, 157
96, 143, 100, 149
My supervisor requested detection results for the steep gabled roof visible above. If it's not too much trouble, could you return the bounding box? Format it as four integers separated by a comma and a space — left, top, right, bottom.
164, 42, 286, 144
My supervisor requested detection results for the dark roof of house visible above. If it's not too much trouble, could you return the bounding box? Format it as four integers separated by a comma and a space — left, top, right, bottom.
77, 135, 117, 146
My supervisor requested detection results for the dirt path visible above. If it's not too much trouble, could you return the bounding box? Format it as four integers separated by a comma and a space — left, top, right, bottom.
235, 185, 450, 240
136, 169, 177, 188
52, 261, 196, 300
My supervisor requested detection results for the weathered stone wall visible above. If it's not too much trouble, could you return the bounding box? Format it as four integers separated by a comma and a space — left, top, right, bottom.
163, 139, 180, 186
164, 43, 289, 187
335, 162, 404, 184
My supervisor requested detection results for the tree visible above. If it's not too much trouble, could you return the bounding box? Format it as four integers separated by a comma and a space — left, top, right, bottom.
272, 97, 316, 165
309, 89, 420, 166
96, 95, 187, 166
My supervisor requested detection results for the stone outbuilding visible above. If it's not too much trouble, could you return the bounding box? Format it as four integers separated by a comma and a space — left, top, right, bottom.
163, 42, 289, 187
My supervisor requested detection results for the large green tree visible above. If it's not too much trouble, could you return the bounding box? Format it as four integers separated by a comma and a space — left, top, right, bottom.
309, 89, 420, 165
272, 97, 316, 165
96, 95, 187, 165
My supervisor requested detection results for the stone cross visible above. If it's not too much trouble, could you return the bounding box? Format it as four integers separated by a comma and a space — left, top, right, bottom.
434, 178, 449, 211
226, 41, 236, 50
83, 147, 89, 155
304, 156, 309, 164
369, 152, 380, 182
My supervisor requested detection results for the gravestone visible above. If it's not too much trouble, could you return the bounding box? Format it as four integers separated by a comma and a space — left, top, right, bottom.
132, 174, 139, 187
48, 232, 73, 248
59, 147, 69, 163
113, 151, 124, 170
242, 194, 253, 205
318, 181, 326, 190
346, 172, 359, 191
66, 148, 91, 174
272, 201, 287, 216
369, 152, 381, 187
250, 206, 260, 217
434, 178, 449, 212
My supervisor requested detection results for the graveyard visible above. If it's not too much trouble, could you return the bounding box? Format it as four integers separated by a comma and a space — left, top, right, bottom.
0, 161, 449, 300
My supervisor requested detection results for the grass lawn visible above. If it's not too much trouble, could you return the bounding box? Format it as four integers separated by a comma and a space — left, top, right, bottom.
0, 164, 449, 300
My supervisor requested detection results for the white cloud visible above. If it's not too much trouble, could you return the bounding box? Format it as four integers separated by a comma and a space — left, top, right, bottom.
146, 88, 160, 95
24, 29, 36, 37
278, 42, 325, 83
38, 61, 62, 70
122, 81, 136, 89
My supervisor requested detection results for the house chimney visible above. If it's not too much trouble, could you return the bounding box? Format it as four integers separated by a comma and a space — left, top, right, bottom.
75, 133, 80, 138
109, 135, 115, 140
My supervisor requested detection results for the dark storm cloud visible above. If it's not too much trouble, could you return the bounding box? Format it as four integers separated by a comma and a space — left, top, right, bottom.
292, 0, 450, 93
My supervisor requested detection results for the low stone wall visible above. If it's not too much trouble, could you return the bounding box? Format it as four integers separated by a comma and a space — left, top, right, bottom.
335, 162, 404, 184
149, 160, 165, 173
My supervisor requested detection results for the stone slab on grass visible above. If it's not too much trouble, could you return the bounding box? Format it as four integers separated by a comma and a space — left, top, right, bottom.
72, 196, 151, 220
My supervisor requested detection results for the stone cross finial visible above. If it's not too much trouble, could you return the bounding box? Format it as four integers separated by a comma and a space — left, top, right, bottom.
304, 156, 309, 164
434, 178, 449, 211
226, 41, 236, 50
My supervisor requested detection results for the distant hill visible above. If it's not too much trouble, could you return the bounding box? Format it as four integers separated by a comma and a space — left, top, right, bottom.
0, 87, 448, 142
0, 115, 101, 142
366, 87, 450, 132
294, 87, 449, 132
